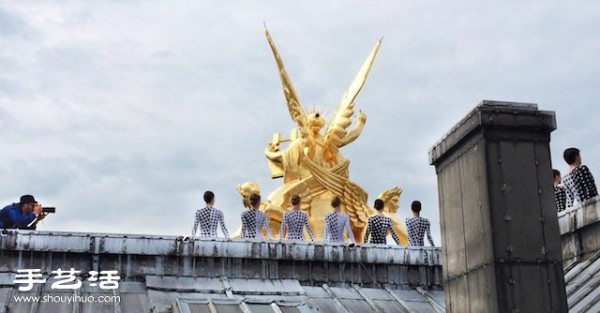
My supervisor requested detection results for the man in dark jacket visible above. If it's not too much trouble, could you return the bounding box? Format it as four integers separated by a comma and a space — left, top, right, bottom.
0, 195, 44, 230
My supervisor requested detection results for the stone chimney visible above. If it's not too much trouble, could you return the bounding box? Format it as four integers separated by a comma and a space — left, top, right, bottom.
429, 101, 567, 312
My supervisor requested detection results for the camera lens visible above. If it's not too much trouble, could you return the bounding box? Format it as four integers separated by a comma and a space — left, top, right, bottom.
42, 207, 56, 213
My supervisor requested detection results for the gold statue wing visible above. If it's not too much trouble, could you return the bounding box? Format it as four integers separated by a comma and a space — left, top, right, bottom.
324, 39, 382, 146
265, 28, 310, 136
342, 180, 372, 227
302, 158, 374, 227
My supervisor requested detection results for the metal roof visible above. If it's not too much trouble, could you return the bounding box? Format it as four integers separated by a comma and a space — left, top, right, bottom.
565, 249, 600, 313
0, 274, 446, 313
0, 230, 443, 312
559, 195, 600, 312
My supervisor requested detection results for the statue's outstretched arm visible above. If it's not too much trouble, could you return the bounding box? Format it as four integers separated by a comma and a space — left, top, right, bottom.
338, 111, 367, 148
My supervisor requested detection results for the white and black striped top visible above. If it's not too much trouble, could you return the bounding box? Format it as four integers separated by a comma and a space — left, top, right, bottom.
323, 211, 355, 243
241, 209, 273, 240
406, 216, 434, 247
364, 214, 401, 245
564, 165, 598, 207
555, 186, 567, 212
279, 210, 315, 241
191, 207, 229, 238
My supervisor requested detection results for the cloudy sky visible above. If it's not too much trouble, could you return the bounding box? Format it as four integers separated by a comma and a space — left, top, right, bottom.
1, 2, 599, 245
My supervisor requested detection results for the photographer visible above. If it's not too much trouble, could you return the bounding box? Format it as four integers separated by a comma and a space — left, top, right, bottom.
0, 195, 45, 230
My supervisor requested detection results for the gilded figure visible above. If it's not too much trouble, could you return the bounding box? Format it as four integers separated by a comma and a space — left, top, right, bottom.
255, 29, 408, 243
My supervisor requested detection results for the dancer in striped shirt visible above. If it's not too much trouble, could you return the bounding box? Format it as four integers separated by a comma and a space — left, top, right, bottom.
191, 191, 229, 238
279, 195, 315, 242
323, 196, 355, 243
405, 200, 435, 247
241, 194, 273, 240
563, 148, 598, 208
364, 199, 401, 245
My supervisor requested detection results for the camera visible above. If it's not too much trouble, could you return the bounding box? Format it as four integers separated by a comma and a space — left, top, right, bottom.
42, 207, 56, 213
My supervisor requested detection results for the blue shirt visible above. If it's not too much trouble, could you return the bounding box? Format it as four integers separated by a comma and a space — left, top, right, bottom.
0, 203, 36, 229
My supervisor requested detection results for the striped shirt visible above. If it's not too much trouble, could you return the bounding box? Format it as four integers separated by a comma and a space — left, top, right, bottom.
555, 186, 567, 212
191, 207, 229, 238
241, 209, 273, 240
279, 210, 315, 241
364, 214, 401, 245
563, 165, 598, 207
323, 211, 355, 243
406, 216, 435, 246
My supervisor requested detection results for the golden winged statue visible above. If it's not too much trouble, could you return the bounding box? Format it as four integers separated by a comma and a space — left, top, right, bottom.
249, 29, 408, 244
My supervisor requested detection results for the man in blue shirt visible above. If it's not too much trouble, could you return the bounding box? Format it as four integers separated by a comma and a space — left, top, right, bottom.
0, 195, 44, 230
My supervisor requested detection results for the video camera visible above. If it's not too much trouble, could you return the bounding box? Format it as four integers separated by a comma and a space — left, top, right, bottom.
42, 207, 56, 213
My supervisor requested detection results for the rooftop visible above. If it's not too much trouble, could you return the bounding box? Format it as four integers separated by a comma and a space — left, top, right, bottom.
2, 196, 600, 312
559, 195, 600, 313
1, 231, 443, 313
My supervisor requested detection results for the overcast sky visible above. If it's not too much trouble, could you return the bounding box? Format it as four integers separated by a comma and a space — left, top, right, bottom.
1, 2, 599, 245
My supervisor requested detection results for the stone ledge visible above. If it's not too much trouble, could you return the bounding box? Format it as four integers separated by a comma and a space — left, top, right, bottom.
0, 230, 441, 266
558, 195, 600, 235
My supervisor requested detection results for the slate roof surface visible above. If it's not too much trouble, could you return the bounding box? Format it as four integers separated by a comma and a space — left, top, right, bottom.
0, 230, 443, 313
